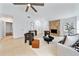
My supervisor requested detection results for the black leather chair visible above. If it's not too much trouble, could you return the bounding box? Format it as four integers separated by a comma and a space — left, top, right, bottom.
43, 35, 54, 44
44, 31, 50, 36
29, 30, 37, 36
24, 33, 34, 45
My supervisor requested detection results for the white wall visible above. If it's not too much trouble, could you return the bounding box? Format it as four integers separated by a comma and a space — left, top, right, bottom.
60, 16, 77, 35
0, 19, 4, 38
24, 17, 49, 37
0, 4, 4, 38
0, 3, 49, 38
0, 3, 4, 15
0, 3, 79, 38
0, 18, 13, 38
0, 3, 27, 38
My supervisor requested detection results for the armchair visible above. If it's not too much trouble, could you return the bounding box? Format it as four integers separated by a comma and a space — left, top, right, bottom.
24, 32, 34, 45
43, 35, 54, 44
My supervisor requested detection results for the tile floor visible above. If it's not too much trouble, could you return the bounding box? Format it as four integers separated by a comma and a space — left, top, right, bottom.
0, 36, 56, 56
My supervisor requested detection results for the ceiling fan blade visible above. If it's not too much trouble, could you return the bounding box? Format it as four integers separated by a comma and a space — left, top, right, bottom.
31, 5, 37, 12
13, 3, 28, 5
31, 3, 44, 6
25, 6, 29, 12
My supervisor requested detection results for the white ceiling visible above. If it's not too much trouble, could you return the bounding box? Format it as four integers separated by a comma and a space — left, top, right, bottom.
13, 3, 79, 19
14, 3, 77, 13
1, 3, 79, 20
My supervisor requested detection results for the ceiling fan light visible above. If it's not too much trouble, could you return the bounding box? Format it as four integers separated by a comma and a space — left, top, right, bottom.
27, 4, 31, 7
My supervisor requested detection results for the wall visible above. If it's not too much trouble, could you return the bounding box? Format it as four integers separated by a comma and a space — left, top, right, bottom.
1, 3, 49, 38
0, 3, 79, 38
0, 19, 4, 38
0, 16, 13, 38
60, 16, 77, 35
24, 17, 49, 37
15, 4, 76, 36
0, 18, 13, 38
0, 4, 4, 39
0, 3, 27, 38
0, 3, 3, 15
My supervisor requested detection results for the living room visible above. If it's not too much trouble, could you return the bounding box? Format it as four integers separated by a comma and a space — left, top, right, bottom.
0, 3, 79, 56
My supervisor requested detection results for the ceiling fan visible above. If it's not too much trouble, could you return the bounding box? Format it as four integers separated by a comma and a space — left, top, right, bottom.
13, 3, 44, 12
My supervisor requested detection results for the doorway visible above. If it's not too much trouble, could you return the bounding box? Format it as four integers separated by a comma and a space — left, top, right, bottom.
5, 22, 13, 37
5, 22, 13, 36
0, 16, 13, 39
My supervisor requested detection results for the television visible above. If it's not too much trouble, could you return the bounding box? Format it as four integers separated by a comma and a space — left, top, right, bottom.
51, 29, 57, 33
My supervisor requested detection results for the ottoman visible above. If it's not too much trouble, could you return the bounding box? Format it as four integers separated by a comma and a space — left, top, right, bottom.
32, 39, 39, 48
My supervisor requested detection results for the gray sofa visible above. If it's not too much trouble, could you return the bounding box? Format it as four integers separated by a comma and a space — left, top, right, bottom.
52, 36, 79, 56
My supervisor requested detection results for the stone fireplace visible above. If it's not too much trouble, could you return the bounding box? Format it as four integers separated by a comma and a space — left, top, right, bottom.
49, 20, 60, 36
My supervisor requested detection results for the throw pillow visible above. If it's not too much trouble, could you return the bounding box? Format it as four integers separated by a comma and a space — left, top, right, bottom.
71, 40, 79, 52
53, 36, 64, 43
58, 35, 67, 44
64, 35, 79, 46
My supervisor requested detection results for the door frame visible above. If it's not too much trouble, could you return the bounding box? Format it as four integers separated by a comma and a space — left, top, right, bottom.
3, 21, 13, 37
